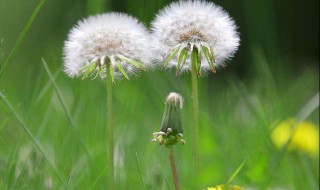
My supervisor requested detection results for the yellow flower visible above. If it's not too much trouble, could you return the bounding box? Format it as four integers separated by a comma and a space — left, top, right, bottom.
206, 185, 244, 190
271, 118, 319, 157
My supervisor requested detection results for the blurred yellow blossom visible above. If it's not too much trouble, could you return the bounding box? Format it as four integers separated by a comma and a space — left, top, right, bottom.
206, 184, 244, 190
271, 118, 319, 157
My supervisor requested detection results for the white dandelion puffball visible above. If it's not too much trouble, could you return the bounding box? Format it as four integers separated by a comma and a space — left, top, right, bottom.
63, 13, 153, 80
152, 0, 240, 74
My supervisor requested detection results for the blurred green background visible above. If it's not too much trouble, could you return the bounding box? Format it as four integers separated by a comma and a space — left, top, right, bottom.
0, 0, 319, 189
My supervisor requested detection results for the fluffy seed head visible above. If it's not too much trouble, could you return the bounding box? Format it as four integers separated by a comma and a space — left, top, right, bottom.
63, 13, 153, 80
152, 0, 240, 74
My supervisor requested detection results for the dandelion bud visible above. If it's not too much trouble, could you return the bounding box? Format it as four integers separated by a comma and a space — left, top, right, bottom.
152, 92, 185, 147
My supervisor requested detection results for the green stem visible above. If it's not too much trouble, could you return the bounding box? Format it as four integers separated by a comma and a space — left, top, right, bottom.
191, 48, 200, 176
106, 65, 114, 190
169, 148, 181, 190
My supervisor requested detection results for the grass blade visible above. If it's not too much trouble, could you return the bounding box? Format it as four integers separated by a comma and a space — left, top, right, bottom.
41, 58, 93, 164
0, 92, 66, 188
88, 167, 107, 190
0, 0, 46, 78
5, 134, 22, 189
135, 153, 147, 190
226, 158, 248, 185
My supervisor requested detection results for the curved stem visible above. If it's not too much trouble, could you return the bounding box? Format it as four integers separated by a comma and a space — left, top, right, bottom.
169, 148, 181, 190
106, 65, 114, 190
191, 48, 200, 176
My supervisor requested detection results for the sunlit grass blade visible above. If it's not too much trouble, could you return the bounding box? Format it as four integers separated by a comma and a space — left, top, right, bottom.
163, 46, 180, 69
226, 158, 248, 185
89, 167, 107, 190
0, 0, 46, 79
0, 92, 66, 188
135, 153, 147, 190
41, 58, 93, 164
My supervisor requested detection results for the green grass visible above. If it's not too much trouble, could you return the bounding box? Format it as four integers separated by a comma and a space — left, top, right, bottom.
0, 0, 319, 190
0, 55, 318, 189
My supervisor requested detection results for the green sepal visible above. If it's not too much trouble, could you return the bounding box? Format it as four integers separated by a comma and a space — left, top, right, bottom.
160, 103, 183, 135
82, 61, 97, 80
163, 46, 180, 69
176, 47, 188, 75
202, 45, 216, 73
210, 47, 217, 73
117, 54, 145, 71
116, 63, 129, 80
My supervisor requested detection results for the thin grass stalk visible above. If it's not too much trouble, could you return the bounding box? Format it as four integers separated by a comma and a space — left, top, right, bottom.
42, 59, 93, 164
135, 153, 147, 190
169, 148, 181, 190
0, 0, 45, 79
0, 92, 67, 189
191, 48, 200, 176
106, 65, 114, 190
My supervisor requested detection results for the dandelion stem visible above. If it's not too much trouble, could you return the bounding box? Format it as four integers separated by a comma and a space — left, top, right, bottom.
191, 48, 200, 176
169, 148, 181, 190
106, 65, 114, 190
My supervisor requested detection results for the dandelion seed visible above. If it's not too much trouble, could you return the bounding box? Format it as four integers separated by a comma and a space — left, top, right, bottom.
63, 13, 153, 81
152, 0, 240, 75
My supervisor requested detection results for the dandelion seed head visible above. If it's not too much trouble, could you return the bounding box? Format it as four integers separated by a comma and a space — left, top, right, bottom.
63, 13, 153, 79
152, 0, 240, 72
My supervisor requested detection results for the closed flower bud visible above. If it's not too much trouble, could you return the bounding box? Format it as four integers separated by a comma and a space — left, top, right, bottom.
152, 92, 185, 148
